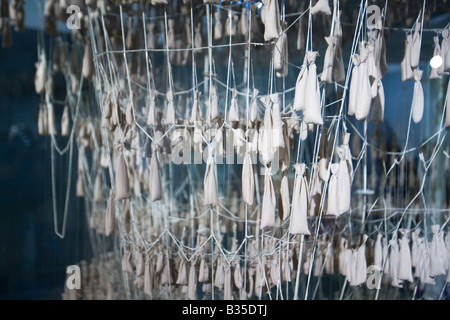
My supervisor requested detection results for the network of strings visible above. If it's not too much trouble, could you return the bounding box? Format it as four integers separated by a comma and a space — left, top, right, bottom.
32, 0, 450, 300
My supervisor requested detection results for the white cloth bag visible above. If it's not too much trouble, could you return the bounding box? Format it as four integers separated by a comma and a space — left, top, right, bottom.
411, 69, 424, 124
214, 11, 222, 40
337, 146, 351, 215
303, 52, 323, 125
261, 167, 276, 229
348, 54, 360, 116
401, 34, 414, 81
355, 47, 372, 121
149, 154, 162, 202
261, 0, 281, 42
310, 0, 331, 15
250, 88, 259, 123
204, 155, 218, 205
228, 89, 240, 123
398, 229, 414, 282
147, 90, 158, 126
279, 174, 290, 221
430, 36, 442, 79
289, 164, 311, 235
242, 153, 255, 206
326, 163, 339, 216
293, 56, 308, 111
115, 148, 131, 200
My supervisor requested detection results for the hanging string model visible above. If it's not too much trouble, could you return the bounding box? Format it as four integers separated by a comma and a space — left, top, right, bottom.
28, 0, 450, 300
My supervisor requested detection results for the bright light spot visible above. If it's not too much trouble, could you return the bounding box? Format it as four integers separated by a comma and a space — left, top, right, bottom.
430, 55, 443, 69
257, 2, 263, 9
